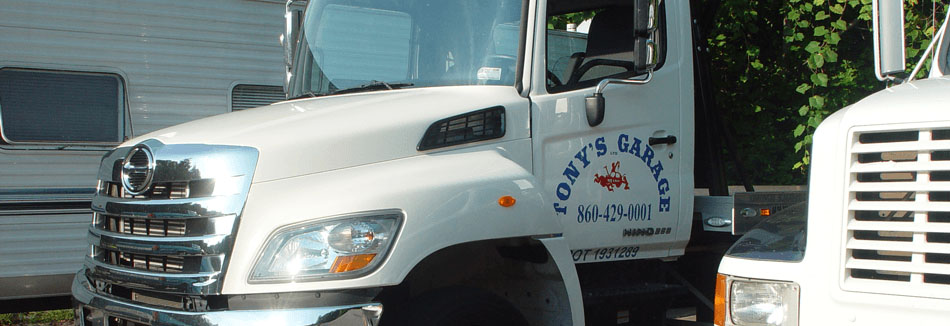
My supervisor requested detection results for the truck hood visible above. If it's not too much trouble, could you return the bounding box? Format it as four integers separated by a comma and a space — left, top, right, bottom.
842, 76, 950, 125
126, 86, 528, 183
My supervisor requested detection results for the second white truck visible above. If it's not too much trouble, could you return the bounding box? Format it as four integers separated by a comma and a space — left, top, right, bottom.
715, 1, 950, 325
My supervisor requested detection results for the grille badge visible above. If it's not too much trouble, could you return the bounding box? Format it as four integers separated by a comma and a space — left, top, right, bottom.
121, 144, 155, 195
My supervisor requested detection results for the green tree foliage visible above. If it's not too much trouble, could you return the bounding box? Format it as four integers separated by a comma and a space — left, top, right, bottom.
547, 11, 597, 30
702, 0, 947, 184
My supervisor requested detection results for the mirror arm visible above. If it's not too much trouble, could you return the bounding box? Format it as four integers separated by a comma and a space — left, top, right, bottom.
593, 72, 654, 94
585, 71, 654, 127
907, 10, 950, 82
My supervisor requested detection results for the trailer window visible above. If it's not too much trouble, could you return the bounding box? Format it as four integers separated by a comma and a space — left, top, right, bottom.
0, 68, 125, 145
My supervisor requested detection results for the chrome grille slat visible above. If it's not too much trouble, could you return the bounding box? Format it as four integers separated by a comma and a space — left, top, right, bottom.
95, 213, 236, 237
99, 214, 188, 237
86, 141, 258, 296
104, 181, 197, 200
89, 227, 232, 256
86, 257, 221, 294
844, 126, 950, 298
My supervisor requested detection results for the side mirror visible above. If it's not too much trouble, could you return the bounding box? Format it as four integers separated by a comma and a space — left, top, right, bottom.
872, 0, 905, 81
634, 38, 658, 73
632, 0, 658, 35
283, 0, 307, 90
585, 0, 660, 127
585, 94, 606, 126
633, 0, 659, 74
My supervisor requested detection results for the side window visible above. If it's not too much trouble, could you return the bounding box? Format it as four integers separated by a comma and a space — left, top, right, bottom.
547, 29, 589, 86
0, 68, 125, 145
545, 2, 666, 92
231, 84, 285, 111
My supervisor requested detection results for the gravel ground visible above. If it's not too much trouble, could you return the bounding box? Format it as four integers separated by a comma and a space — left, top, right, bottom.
0, 310, 74, 326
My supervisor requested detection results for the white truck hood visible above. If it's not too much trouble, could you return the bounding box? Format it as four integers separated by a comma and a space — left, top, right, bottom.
125, 86, 527, 183
841, 75, 950, 125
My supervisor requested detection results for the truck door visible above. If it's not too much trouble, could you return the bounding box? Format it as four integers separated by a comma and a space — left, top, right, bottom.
530, 1, 693, 263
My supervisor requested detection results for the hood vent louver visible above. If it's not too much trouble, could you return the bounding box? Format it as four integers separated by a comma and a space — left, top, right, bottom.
417, 106, 506, 151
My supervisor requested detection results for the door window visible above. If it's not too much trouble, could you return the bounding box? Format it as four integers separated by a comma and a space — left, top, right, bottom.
545, 1, 666, 92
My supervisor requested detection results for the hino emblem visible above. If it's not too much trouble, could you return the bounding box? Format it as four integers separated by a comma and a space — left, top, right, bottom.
121, 144, 155, 195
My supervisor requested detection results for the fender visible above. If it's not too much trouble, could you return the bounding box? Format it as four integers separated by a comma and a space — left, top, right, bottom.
221, 139, 565, 294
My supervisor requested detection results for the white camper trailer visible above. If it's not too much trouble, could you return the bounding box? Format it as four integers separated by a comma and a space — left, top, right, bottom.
0, 0, 285, 309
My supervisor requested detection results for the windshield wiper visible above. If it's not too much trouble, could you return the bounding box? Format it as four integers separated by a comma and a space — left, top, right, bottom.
330, 80, 414, 95
286, 81, 413, 101
287, 90, 322, 101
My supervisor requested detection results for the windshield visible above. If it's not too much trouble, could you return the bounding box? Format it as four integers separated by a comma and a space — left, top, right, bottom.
725, 202, 807, 262
288, 0, 525, 98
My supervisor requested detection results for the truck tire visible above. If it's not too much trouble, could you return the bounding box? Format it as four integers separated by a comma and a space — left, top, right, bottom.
408, 287, 528, 326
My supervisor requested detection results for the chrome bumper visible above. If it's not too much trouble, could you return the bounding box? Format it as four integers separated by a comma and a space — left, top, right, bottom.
72, 271, 382, 326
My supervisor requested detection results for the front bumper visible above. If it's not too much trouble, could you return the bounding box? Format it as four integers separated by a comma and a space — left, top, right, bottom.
71, 271, 382, 326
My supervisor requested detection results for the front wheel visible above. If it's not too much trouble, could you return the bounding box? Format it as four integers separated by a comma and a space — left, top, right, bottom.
408, 287, 528, 326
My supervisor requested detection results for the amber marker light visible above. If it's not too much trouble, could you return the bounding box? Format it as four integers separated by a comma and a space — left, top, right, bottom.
498, 195, 516, 207
760, 208, 772, 216
714, 273, 727, 326
329, 254, 377, 273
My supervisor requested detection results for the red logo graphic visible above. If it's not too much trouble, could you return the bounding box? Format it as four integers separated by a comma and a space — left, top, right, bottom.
594, 161, 629, 192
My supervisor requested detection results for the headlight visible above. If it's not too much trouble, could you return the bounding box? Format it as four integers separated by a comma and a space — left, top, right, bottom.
715, 274, 799, 326
249, 210, 402, 283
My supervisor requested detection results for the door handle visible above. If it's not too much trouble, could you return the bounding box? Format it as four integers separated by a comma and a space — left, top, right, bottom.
649, 135, 677, 146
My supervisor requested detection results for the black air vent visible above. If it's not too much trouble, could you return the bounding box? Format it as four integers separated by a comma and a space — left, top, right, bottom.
417, 106, 506, 151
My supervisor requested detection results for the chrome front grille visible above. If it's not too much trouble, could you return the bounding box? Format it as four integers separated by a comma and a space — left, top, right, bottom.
101, 249, 188, 273
86, 140, 258, 296
102, 180, 214, 200
843, 127, 950, 299
100, 214, 187, 237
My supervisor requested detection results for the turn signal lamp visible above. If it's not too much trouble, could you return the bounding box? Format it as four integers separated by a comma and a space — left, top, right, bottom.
715, 273, 726, 326
498, 195, 516, 207
330, 254, 377, 273
760, 208, 772, 216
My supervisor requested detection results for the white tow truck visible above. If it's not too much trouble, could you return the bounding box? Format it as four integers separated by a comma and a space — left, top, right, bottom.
71, 0, 796, 325
714, 1, 950, 325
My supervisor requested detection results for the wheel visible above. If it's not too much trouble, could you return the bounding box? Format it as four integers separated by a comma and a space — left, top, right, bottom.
407, 287, 528, 326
